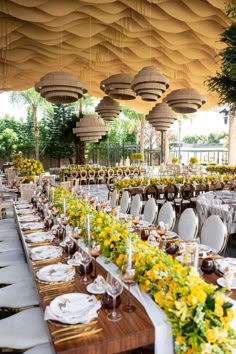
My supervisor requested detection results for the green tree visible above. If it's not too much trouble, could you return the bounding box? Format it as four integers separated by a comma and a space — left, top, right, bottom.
208, 1, 236, 110
10, 88, 50, 160
0, 128, 18, 160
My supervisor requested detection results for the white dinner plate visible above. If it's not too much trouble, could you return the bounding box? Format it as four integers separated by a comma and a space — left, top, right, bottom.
87, 283, 105, 294
217, 277, 236, 289
37, 264, 75, 283
67, 259, 81, 266
50, 293, 97, 319
199, 244, 212, 256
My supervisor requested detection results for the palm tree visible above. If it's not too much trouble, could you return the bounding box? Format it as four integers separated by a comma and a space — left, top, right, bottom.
10, 88, 49, 160
122, 106, 142, 145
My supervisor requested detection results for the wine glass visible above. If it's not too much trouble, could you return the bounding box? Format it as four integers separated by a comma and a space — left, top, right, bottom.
186, 240, 197, 266
90, 242, 102, 279
79, 248, 92, 284
65, 235, 74, 260
122, 267, 137, 313
106, 273, 123, 322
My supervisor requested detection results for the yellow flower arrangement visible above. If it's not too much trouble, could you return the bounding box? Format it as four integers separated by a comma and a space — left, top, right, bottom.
52, 187, 236, 354
19, 158, 44, 177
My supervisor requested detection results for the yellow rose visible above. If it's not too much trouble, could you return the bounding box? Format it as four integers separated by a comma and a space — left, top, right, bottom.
176, 336, 183, 345
188, 294, 197, 306
104, 239, 111, 247
154, 292, 163, 305
96, 218, 102, 224
196, 290, 207, 303
206, 328, 217, 343
214, 293, 224, 306
214, 303, 224, 318
225, 308, 234, 322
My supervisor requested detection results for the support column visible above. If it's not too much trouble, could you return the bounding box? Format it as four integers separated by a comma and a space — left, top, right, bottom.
140, 114, 145, 156
161, 131, 165, 164
228, 109, 236, 165
164, 132, 169, 163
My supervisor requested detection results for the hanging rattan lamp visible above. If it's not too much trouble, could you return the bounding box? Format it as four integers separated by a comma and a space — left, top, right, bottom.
80, 136, 100, 143
146, 102, 177, 130
131, 66, 169, 102
35, 72, 88, 104
95, 96, 122, 122
164, 88, 206, 113
100, 74, 135, 100
73, 114, 108, 142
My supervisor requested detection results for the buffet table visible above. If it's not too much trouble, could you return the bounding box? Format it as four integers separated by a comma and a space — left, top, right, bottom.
14, 206, 155, 354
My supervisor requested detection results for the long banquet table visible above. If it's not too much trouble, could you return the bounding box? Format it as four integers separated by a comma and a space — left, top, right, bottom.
14, 207, 155, 354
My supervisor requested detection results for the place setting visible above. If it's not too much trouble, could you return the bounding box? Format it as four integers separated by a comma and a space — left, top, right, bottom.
30, 245, 63, 261
25, 231, 55, 245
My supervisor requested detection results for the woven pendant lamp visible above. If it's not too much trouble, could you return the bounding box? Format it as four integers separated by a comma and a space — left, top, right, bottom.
35, 72, 88, 104
73, 114, 108, 142
164, 88, 206, 113
95, 96, 122, 122
146, 102, 177, 131
80, 136, 100, 143
131, 66, 169, 102
100, 74, 135, 100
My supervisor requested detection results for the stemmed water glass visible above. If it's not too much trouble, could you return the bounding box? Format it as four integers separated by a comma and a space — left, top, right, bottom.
79, 248, 92, 284
90, 242, 102, 279
106, 273, 123, 322
122, 266, 137, 313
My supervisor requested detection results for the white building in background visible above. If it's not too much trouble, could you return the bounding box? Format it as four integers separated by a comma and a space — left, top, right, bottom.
171, 143, 228, 165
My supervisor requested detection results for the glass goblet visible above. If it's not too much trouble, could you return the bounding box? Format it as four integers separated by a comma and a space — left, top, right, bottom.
90, 243, 102, 279
106, 273, 123, 322
79, 249, 92, 284
122, 267, 137, 313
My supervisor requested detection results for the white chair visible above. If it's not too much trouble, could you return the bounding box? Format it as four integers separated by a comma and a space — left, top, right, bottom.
0, 230, 19, 241
157, 202, 176, 230
60, 181, 71, 191
0, 264, 32, 284
0, 279, 39, 309
130, 194, 142, 216
0, 250, 25, 267
24, 343, 54, 354
201, 215, 228, 254
178, 208, 199, 241
0, 239, 22, 252
109, 189, 118, 208
142, 198, 158, 224
20, 184, 36, 202
120, 191, 130, 214
0, 308, 49, 350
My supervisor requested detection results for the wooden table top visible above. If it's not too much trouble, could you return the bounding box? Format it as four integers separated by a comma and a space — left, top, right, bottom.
15, 208, 155, 354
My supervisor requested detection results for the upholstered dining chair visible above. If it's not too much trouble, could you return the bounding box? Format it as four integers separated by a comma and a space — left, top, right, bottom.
130, 194, 142, 216
0, 250, 25, 267
120, 190, 130, 214
97, 169, 106, 184
109, 189, 118, 208
0, 278, 39, 310
201, 215, 228, 254
157, 202, 176, 230
0, 239, 22, 252
142, 198, 158, 224
0, 263, 32, 285
178, 208, 199, 241
24, 343, 54, 354
0, 308, 49, 350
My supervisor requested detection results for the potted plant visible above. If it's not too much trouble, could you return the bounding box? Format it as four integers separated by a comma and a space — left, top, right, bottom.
189, 157, 199, 168
172, 157, 179, 165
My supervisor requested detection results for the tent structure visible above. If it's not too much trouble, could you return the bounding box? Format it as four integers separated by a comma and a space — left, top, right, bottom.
0, 0, 229, 113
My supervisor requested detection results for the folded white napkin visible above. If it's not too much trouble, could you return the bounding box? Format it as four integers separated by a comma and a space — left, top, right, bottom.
16, 209, 34, 215
215, 258, 236, 274
36, 264, 75, 282
30, 246, 62, 260
26, 232, 55, 243
16, 204, 32, 209
19, 215, 41, 222
21, 222, 45, 231
44, 298, 101, 324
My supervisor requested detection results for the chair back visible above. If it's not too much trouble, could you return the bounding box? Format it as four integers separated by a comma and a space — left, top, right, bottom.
89, 169, 95, 177
109, 189, 118, 208
120, 190, 130, 214
145, 185, 158, 201
42, 175, 56, 186
98, 169, 105, 177
124, 169, 130, 177
20, 184, 36, 202
143, 198, 158, 224
178, 208, 198, 241
130, 194, 142, 216
201, 215, 227, 254
60, 181, 71, 191
116, 169, 123, 177
80, 170, 87, 178
107, 169, 114, 177
164, 184, 178, 201
157, 202, 176, 230
181, 184, 194, 200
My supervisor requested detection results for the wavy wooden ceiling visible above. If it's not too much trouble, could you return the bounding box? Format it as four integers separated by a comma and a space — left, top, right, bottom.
0, 0, 229, 113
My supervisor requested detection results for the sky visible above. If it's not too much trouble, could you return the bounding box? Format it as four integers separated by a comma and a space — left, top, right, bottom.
0, 92, 228, 136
